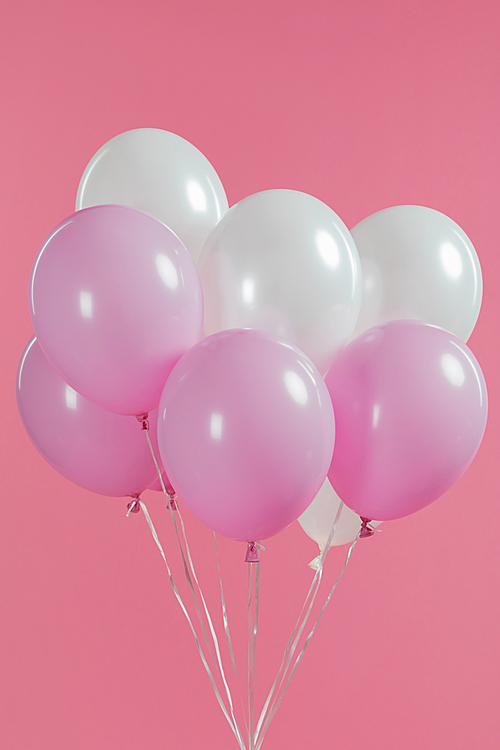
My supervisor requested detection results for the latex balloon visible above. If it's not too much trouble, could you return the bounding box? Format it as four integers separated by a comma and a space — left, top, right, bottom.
326, 321, 488, 521
198, 189, 362, 375
351, 205, 482, 342
157, 329, 335, 542
149, 471, 176, 496
30, 205, 203, 416
17, 338, 160, 497
76, 128, 228, 262
298, 479, 381, 549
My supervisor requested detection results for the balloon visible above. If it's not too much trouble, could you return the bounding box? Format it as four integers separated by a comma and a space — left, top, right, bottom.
157, 329, 335, 542
30, 205, 203, 416
198, 189, 362, 375
298, 479, 382, 549
149, 471, 176, 496
351, 205, 482, 342
16, 338, 160, 497
76, 128, 228, 262
326, 320, 488, 521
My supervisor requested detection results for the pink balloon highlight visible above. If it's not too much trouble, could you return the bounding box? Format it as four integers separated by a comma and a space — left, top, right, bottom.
17, 338, 161, 497
29, 205, 203, 416
326, 320, 488, 521
157, 329, 335, 542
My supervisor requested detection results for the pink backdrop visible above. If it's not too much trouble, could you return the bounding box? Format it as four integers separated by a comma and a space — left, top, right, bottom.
2, 1, 499, 748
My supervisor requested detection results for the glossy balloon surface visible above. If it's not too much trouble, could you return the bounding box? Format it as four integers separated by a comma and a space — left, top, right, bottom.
198, 189, 362, 374
76, 128, 228, 262
298, 478, 381, 548
157, 329, 335, 542
351, 205, 482, 341
17, 338, 160, 497
30, 205, 203, 415
326, 321, 488, 521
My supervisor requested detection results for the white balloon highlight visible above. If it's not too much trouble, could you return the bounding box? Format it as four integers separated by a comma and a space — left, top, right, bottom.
198, 189, 362, 375
351, 205, 482, 342
76, 128, 228, 262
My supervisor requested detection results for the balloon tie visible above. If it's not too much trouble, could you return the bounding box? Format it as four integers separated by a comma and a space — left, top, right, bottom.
126, 494, 141, 516
245, 542, 264, 563
308, 554, 322, 571
136, 413, 150, 431
360, 517, 375, 538
166, 491, 178, 511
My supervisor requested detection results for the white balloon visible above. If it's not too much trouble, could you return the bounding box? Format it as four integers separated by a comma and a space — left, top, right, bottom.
351, 205, 482, 342
298, 478, 382, 552
198, 189, 362, 374
76, 128, 228, 262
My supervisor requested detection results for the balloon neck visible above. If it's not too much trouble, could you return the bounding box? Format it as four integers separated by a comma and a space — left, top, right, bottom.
127, 494, 141, 516
360, 517, 375, 538
308, 554, 322, 571
166, 490, 178, 511
245, 542, 261, 563
136, 413, 150, 431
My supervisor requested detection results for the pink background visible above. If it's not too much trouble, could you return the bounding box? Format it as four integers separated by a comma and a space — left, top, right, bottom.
2, 1, 499, 748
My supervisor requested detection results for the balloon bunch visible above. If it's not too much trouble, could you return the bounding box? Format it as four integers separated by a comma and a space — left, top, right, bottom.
17, 127, 487, 550
16, 127, 488, 748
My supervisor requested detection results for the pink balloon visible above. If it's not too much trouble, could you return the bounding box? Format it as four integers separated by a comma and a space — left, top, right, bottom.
157, 329, 335, 542
17, 338, 160, 497
30, 205, 203, 415
326, 320, 488, 521
149, 471, 176, 496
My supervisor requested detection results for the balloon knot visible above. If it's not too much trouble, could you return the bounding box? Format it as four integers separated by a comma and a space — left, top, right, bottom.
308, 554, 322, 571
245, 542, 261, 563
136, 414, 150, 431
166, 492, 178, 511
360, 517, 375, 538
126, 495, 141, 516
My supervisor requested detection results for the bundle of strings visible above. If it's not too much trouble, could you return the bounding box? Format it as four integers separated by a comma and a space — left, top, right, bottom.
135, 428, 358, 749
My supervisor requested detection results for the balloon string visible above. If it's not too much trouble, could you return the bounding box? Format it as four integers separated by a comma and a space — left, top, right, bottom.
138, 500, 243, 747
248, 563, 254, 750
176, 503, 246, 750
144, 430, 216, 667
214, 532, 249, 739
144, 430, 246, 750
247, 561, 259, 750
253, 501, 345, 746
253, 561, 260, 743
255, 533, 359, 750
